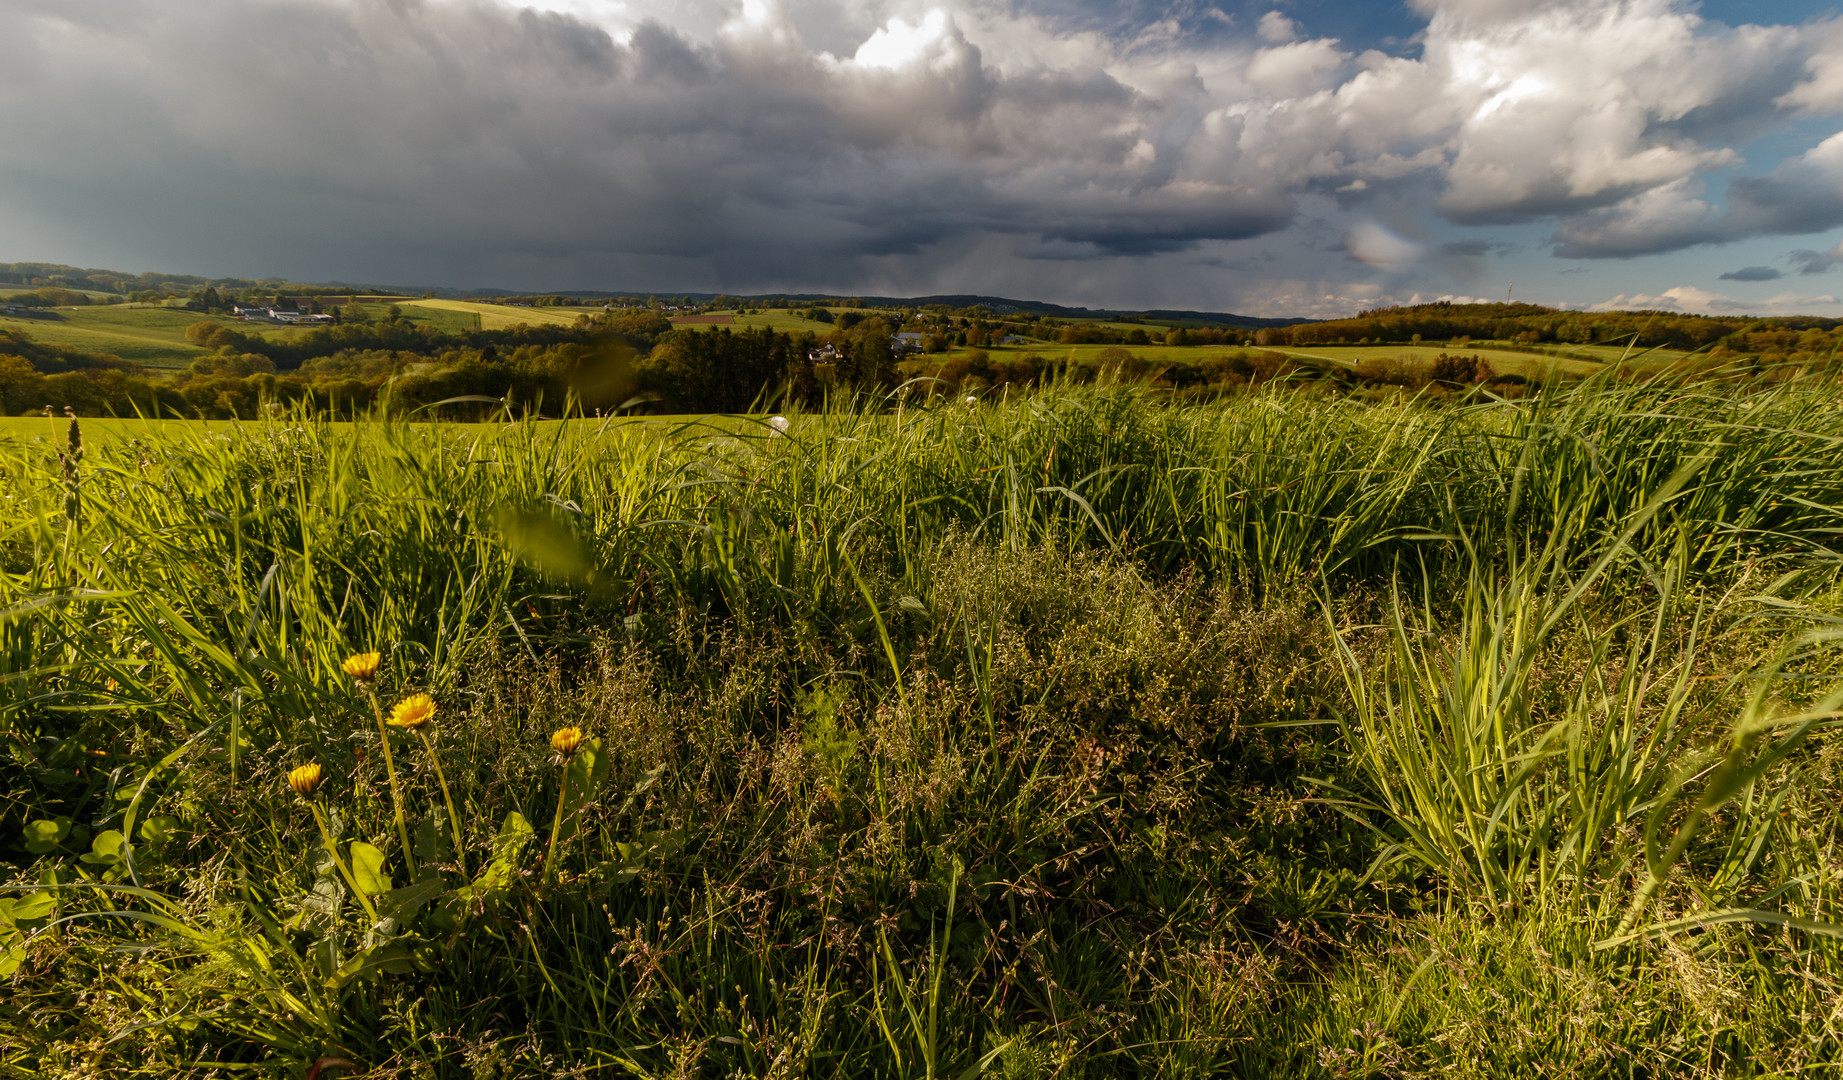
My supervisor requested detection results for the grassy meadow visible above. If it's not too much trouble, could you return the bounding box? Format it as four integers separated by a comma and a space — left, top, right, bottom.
0, 307, 225, 369
3, 374, 1843, 1078
400, 300, 592, 331
663, 309, 863, 335
0, 300, 1693, 387
0, 301, 592, 371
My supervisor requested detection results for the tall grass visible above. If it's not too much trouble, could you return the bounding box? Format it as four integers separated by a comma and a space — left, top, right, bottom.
2, 376, 1842, 1076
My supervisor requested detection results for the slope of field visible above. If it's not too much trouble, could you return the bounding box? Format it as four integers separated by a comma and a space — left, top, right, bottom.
915, 340, 1616, 380
0, 413, 717, 447
0, 307, 217, 368
0, 306, 370, 369
402, 298, 586, 330
1274, 343, 1613, 378
664, 309, 865, 334
0, 284, 124, 300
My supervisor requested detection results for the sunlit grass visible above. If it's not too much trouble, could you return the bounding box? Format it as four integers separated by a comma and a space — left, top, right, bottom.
2, 376, 1841, 1076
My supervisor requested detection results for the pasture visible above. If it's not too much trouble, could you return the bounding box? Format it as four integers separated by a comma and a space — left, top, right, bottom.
0, 306, 343, 369
0, 285, 125, 301
400, 298, 590, 331
0, 301, 589, 371
669, 308, 863, 334
903, 340, 1617, 382
1272, 342, 1613, 377
3, 375, 1841, 1077
0, 307, 218, 368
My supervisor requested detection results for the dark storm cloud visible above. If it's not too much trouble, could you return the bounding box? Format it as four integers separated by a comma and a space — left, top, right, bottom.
1791, 246, 1843, 274
1719, 266, 1783, 280
0, 0, 1302, 291
5, 0, 1843, 311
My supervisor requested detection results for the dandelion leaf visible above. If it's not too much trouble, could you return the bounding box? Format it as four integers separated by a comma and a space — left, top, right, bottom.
348, 842, 392, 896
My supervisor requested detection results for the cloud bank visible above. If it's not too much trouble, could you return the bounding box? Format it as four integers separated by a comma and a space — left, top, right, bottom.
3, 0, 1843, 311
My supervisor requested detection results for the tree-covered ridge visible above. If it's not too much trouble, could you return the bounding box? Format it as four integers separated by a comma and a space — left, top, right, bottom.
1265, 300, 1843, 354
8, 288, 1843, 419
0, 261, 401, 305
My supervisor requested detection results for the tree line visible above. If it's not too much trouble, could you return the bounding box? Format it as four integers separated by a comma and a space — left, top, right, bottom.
1250, 300, 1843, 355
9, 299, 1843, 420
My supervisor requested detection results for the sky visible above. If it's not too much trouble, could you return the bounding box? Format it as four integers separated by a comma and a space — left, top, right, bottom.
5, 0, 1843, 318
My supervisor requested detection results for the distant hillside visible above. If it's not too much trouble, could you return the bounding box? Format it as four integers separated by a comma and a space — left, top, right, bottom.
11, 261, 1841, 340
434, 288, 1310, 328
2, 263, 1300, 326
1262, 300, 1842, 352
0, 261, 398, 300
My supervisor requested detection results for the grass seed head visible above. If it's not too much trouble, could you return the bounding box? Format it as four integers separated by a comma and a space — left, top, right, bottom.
288, 763, 324, 797
551, 726, 585, 756
388, 693, 437, 729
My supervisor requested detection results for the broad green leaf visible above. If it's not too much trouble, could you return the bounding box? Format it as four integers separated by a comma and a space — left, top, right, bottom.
378, 877, 445, 924
327, 941, 418, 988
301, 872, 343, 923
79, 829, 130, 879
563, 738, 610, 808
348, 842, 392, 896
464, 812, 535, 898
557, 739, 610, 847
22, 819, 70, 855
414, 810, 451, 867
490, 811, 534, 865
0, 893, 52, 923
138, 815, 180, 846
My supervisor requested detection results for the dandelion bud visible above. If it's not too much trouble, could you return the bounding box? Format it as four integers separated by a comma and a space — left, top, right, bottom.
388, 693, 436, 730
550, 726, 585, 756
288, 763, 324, 797
341, 651, 381, 681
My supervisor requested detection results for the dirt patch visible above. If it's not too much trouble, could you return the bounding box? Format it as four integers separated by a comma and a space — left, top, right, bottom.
670, 314, 734, 325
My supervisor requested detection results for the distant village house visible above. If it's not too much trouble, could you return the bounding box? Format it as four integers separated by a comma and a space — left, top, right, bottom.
234, 298, 335, 325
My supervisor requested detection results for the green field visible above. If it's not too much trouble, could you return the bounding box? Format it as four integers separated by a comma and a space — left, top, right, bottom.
0, 413, 739, 447
0, 306, 340, 369
0, 307, 217, 368
400, 298, 588, 330
1273, 342, 1614, 377
663, 308, 885, 334
4, 379, 1843, 1076
0, 300, 1718, 407
726, 309, 846, 333
0, 284, 124, 301
0, 301, 577, 369
905, 340, 1616, 381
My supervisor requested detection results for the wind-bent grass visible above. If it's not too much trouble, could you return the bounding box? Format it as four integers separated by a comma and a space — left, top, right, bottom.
2, 375, 1842, 1077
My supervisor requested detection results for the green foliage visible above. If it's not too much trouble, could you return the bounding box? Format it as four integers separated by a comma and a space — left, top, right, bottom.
641, 324, 815, 411
1273, 299, 1842, 352
0, 379, 1840, 1076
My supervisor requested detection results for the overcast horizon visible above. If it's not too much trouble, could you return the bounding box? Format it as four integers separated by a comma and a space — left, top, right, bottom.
8, 0, 1843, 318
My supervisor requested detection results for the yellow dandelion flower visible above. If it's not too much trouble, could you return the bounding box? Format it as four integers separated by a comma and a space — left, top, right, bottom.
550, 726, 585, 755
388, 693, 437, 730
341, 651, 382, 680
288, 763, 324, 797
